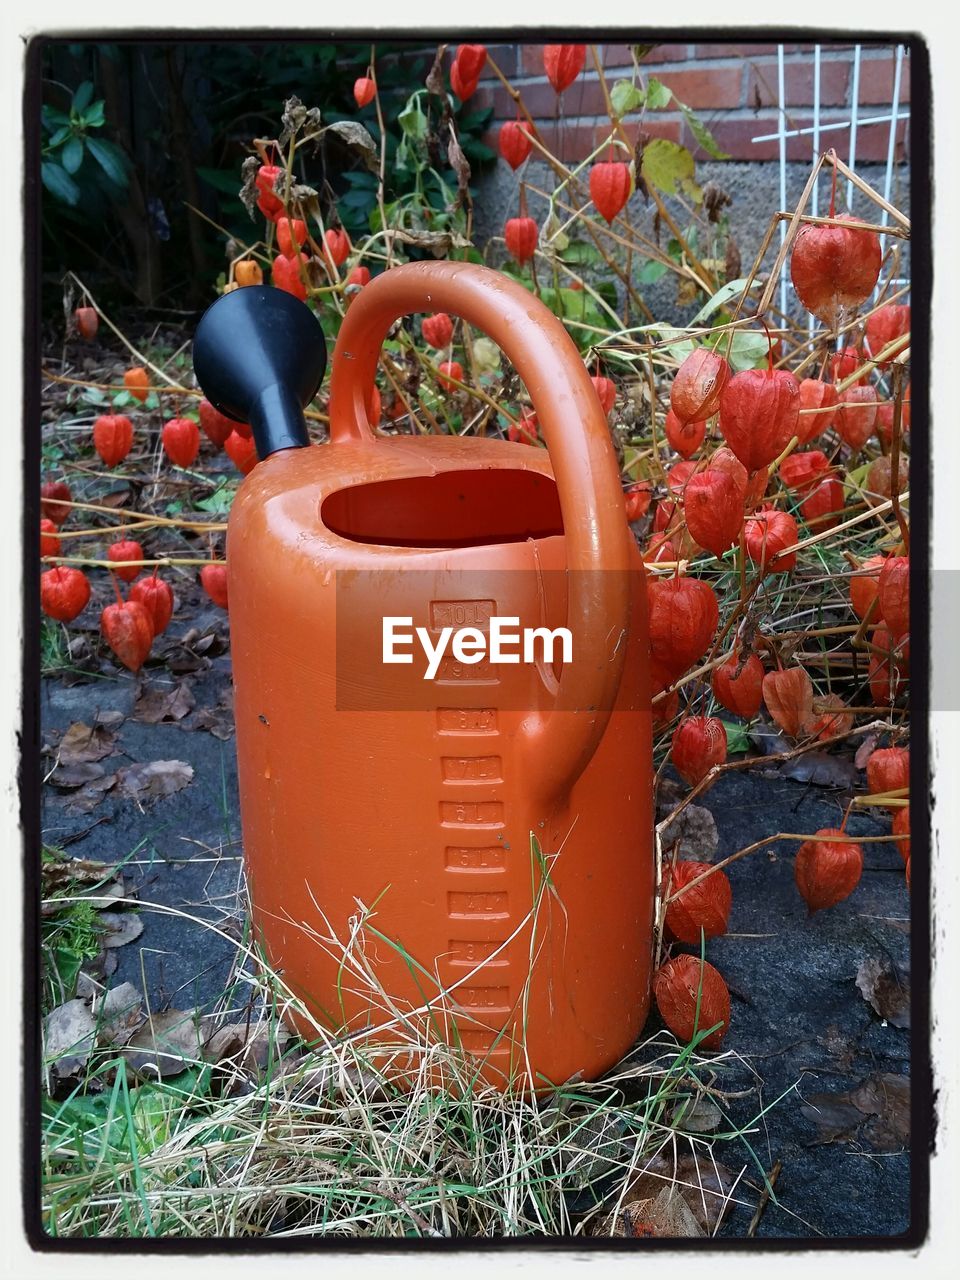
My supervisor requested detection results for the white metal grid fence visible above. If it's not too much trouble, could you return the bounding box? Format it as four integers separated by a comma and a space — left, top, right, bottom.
751, 43, 910, 325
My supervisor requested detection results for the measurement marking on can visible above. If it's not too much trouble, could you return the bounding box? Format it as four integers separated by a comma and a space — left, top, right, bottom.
436, 708, 498, 735
444, 846, 506, 872
430, 600, 496, 631
441, 756, 503, 783
434, 656, 499, 684
457, 1028, 510, 1054
448, 890, 509, 919
440, 800, 503, 826
447, 939, 509, 967
454, 986, 510, 1011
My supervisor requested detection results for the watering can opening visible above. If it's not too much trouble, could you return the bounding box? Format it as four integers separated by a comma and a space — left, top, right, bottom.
320, 467, 564, 550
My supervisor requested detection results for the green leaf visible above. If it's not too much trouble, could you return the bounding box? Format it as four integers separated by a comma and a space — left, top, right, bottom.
691, 277, 762, 325
60, 136, 84, 175
83, 100, 105, 128
398, 95, 428, 142
611, 79, 645, 118
654, 326, 696, 364
86, 137, 129, 188
42, 105, 70, 130
196, 482, 238, 514
594, 280, 618, 311
728, 330, 771, 372
640, 139, 696, 195
679, 103, 730, 160
47, 125, 72, 149
559, 239, 601, 266
721, 720, 751, 754
638, 258, 669, 285
645, 77, 673, 110
72, 81, 94, 113
41, 162, 81, 206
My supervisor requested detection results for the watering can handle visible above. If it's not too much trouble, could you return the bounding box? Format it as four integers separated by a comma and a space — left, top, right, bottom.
329, 261, 634, 808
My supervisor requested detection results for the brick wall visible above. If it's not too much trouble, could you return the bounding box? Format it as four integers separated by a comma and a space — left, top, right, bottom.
468, 42, 909, 166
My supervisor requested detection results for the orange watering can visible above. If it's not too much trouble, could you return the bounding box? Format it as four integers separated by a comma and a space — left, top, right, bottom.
193, 262, 653, 1090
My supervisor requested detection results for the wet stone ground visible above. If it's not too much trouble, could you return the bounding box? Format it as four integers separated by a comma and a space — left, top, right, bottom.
40, 636, 911, 1242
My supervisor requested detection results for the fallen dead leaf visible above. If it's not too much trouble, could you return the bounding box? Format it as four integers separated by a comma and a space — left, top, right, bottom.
122, 1009, 205, 1078
855, 733, 880, 770
94, 982, 144, 1046
50, 720, 118, 766
191, 687, 235, 740
42, 855, 110, 892
596, 1184, 705, 1239
777, 751, 860, 788
803, 1071, 910, 1151
64, 772, 117, 813
117, 760, 194, 804
98, 910, 144, 949
133, 681, 196, 725
204, 1020, 290, 1074
853, 1074, 911, 1151
621, 1152, 737, 1233
646, 1184, 705, 1237
44, 999, 97, 1081
48, 761, 109, 789
671, 1094, 723, 1134
856, 954, 910, 1029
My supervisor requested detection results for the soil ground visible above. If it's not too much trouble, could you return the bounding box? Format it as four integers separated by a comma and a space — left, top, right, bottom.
40, 637, 910, 1241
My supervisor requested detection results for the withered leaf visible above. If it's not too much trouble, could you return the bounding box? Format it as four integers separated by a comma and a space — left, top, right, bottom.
855, 733, 880, 770
447, 135, 471, 203
425, 46, 448, 97
671, 1094, 723, 1134
702, 181, 732, 224
64, 772, 117, 813
853, 1074, 910, 1151
323, 120, 379, 172
94, 982, 144, 1046
778, 751, 860, 788
279, 95, 322, 149
53, 720, 117, 766
117, 760, 194, 804
204, 1020, 290, 1073
191, 686, 235, 740
392, 227, 473, 256
623, 1152, 737, 1233
659, 802, 719, 861
646, 1185, 705, 1237
724, 236, 741, 282
856, 954, 910, 1029
49, 761, 107, 789
133, 681, 196, 725
44, 999, 97, 1080
99, 910, 144, 949
803, 1072, 910, 1151
122, 1009, 204, 1078
239, 155, 260, 220
42, 855, 110, 892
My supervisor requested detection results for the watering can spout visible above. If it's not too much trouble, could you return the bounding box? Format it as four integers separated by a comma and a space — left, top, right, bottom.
193, 285, 327, 459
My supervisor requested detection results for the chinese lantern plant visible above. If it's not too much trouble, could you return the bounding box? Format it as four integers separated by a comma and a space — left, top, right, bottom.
671, 716, 727, 787
789, 157, 882, 325
794, 828, 864, 914
100, 577, 154, 672
654, 954, 730, 1050
663, 862, 732, 942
